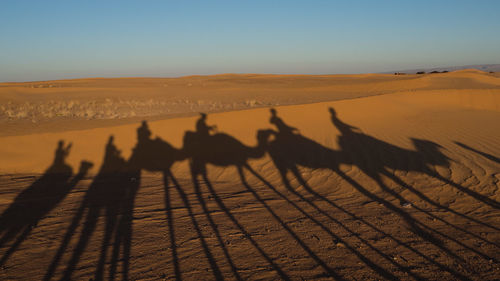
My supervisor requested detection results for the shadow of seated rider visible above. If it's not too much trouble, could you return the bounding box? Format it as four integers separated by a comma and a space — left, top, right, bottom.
103, 136, 126, 172
49, 140, 73, 175
270, 108, 298, 135
137, 120, 152, 144
328, 107, 361, 135
196, 113, 217, 138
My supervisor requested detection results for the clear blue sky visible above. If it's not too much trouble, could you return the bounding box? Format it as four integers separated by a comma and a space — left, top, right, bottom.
1, 0, 499, 82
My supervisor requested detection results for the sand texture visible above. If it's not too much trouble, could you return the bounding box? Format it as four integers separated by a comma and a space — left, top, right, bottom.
0, 70, 499, 280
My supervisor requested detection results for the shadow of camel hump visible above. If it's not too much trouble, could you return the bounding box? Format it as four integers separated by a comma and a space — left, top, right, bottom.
0, 140, 92, 267
265, 109, 450, 243
261, 107, 500, 280
128, 120, 186, 172
183, 113, 271, 175
182, 113, 294, 280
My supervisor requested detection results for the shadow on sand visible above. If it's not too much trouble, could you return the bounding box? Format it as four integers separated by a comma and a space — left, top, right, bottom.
0, 141, 92, 267
1, 109, 498, 280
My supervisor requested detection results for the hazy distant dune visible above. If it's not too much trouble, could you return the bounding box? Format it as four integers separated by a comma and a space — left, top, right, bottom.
1, 70, 499, 137
387, 63, 500, 74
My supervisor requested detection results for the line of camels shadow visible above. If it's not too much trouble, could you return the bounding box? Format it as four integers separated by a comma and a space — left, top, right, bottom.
0, 107, 499, 281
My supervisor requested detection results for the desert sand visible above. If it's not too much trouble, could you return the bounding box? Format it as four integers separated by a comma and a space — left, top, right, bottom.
0, 70, 499, 280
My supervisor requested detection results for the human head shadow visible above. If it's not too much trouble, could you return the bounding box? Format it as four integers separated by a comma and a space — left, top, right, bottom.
44, 135, 140, 281
0, 140, 92, 267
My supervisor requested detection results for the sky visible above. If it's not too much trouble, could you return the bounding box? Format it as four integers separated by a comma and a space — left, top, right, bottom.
1, 0, 499, 82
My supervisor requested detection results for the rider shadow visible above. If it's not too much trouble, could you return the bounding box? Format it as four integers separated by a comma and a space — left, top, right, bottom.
182, 113, 405, 280
44, 136, 139, 281
264, 108, 498, 280
183, 113, 304, 280
0, 141, 92, 267
329, 107, 499, 210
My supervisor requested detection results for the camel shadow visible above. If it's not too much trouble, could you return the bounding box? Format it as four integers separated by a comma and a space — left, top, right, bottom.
44, 136, 139, 281
0, 141, 92, 267
262, 108, 499, 280
127, 120, 186, 280
181, 113, 413, 280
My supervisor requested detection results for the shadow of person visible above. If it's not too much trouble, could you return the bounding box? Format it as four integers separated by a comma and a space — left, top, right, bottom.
329, 107, 500, 210
270, 108, 298, 135
44, 136, 132, 281
0, 141, 92, 267
182, 113, 294, 280
128, 120, 185, 173
263, 108, 489, 280
184, 113, 270, 176
184, 112, 380, 279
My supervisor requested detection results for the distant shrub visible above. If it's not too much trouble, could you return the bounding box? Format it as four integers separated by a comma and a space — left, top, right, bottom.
416, 71, 425, 74
442, 70, 449, 73
430, 71, 440, 74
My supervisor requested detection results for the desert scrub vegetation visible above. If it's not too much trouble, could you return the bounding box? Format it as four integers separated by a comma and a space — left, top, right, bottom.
0, 97, 271, 123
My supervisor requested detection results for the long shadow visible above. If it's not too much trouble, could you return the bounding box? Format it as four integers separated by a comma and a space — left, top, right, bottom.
108, 165, 140, 281
239, 165, 405, 280
454, 141, 500, 164
129, 121, 225, 281
265, 110, 439, 243
0, 141, 92, 267
268, 108, 499, 234
182, 113, 407, 280
44, 136, 133, 281
263, 108, 499, 280
329, 107, 500, 210
183, 113, 293, 280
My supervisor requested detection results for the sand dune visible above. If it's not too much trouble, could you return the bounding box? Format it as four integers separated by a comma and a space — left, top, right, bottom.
1, 69, 499, 136
0, 71, 499, 280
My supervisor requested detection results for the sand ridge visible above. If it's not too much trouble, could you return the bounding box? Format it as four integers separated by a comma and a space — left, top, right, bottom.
1, 70, 499, 136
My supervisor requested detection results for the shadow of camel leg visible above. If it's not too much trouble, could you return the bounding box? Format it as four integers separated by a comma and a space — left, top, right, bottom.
428, 171, 500, 209
95, 213, 118, 281
247, 164, 472, 280
192, 169, 243, 281
162, 171, 181, 281
109, 221, 122, 281
196, 167, 291, 280
61, 208, 100, 280
43, 201, 87, 281
382, 170, 500, 231
382, 171, 500, 256
235, 166, 345, 280
185, 166, 224, 280
0, 227, 30, 267
333, 169, 472, 281
243, 164, 406, 280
